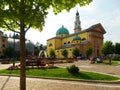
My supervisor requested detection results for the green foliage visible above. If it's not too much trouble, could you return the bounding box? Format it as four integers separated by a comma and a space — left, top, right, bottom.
110, 61, 119, 65
49, 49, 55, 58
115, 43, 120, 54
39, 44, 44, 50
67, 64, 79, 74
112, 57, 120, 61
15, 50, 20, 59
72, 47, 80, 58
0, 0, 92, 31
3, 46, 15, 58
34, 48, 39, 56
101, 41, 115, 56
25, 49, 29, 56
85, 47, 92, 57
62, 49, 68, 58
34, 43, 42, 56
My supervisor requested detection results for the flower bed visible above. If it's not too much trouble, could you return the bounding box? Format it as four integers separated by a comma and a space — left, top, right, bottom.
1, 60, 10, 64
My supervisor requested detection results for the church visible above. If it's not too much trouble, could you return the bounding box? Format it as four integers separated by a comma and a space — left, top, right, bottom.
47, 11, 106, 58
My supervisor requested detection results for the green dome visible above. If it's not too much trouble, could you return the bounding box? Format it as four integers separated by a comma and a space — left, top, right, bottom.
56, 25, 69, 35
73, 35, 81, 41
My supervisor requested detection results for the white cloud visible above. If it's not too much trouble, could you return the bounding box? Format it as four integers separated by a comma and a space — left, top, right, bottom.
5, 0, 120, 45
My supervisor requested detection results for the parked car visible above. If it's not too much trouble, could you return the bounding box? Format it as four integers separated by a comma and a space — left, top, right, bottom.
77, 56, 85, 60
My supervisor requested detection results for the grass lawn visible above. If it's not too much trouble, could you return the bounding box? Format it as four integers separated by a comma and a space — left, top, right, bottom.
0, 67, 119, 81
96, 60, 120, 66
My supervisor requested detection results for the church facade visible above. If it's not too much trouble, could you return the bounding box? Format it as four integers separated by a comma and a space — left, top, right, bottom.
47, 11, 106, 58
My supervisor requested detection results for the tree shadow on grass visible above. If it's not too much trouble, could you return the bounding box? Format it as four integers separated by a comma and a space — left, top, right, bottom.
0, 70, 13, 90
70, 72, 93, 80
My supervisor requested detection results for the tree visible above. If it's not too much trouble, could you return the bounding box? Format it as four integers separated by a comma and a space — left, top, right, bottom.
115, 43, 120, 55
101, 41, 114, 56
0, 0, 92, 90
15, 50, 20, 59
34, 47, 40, 56
85, 47, 92, 59
39, 44, 44, 50
34, 42, 40, 56
62, 49, 68, 58
101, 41, 114, 64
72, 47, 80, 58
3, 46, 15, 59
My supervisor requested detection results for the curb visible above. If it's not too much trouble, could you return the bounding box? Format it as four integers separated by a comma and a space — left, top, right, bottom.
26, 75, 120, 84
0, 74, 120, 84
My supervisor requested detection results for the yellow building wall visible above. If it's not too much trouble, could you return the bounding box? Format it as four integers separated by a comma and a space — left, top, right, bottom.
57, 34, 68, 38
47, 28, 104, 58
47, 32, 91, 58
55, 48, 73, 58
62, 36, 71, 46
78, 32, 90, 41
55, 38, 62, 49
47, 38, 56, 57
61, 32, 89, 46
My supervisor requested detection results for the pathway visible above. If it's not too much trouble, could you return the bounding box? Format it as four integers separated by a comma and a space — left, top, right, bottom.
0, 76, 120, 90
0, 60, 120, 90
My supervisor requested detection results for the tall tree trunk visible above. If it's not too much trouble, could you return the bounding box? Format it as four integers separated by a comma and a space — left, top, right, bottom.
20, 27, 26, 90
20, 0, 26, 90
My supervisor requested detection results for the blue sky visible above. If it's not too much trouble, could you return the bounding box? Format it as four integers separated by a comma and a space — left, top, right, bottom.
6, 0, 120, 45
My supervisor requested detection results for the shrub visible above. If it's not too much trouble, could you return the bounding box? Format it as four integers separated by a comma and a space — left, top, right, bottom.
67, 64, 79, 74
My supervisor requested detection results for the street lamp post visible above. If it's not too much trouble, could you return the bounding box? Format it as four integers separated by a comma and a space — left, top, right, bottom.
13, 31, 16, 67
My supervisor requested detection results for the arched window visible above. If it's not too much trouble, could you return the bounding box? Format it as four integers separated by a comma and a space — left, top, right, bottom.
68, 41, 70, 44
49, 43, 53, 47
82, 38, 86, 41
64, 42, 66, 45
2, 39, 5, 42
2, 44, 5, 47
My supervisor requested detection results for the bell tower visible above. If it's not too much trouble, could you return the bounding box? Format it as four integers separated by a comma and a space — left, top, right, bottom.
74, 10, 81, 33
